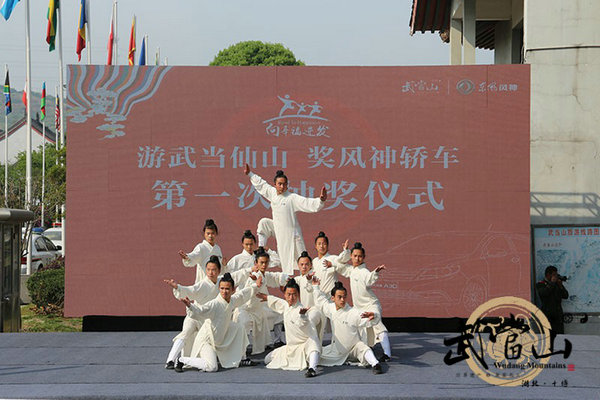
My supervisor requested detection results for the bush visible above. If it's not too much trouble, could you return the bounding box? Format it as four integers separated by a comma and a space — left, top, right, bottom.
26, 267, 65, 314
41, 256, 65, 271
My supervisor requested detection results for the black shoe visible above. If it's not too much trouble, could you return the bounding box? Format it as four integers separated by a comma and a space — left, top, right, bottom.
372, 363, 383, 374
165, 361, 175, 370
378, 354, 391, 362
175, 357, 184, 373
305, 368, 317, 378
240, 358, 258, 367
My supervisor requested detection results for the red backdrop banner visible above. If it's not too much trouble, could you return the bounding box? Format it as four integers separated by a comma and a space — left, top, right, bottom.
65, 65, 530, 318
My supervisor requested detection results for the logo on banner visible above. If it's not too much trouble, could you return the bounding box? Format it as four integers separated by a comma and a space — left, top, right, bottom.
456, 79, 475, 95
443, 296, 573, 387
262, 94, 330, 138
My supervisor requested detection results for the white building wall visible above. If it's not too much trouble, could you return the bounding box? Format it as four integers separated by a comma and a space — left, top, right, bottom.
0, 125, 55, 164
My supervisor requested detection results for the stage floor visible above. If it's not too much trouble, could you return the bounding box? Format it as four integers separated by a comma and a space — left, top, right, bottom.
0, 332, 598, 399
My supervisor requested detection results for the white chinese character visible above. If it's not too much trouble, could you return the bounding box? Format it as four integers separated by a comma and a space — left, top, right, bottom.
168, 146, 197, 168
479, 82, 487, 92
370, 146, 397, 169
288, 180, 316, 198
316, 125, 330, 137
324, 181, 358, 210
364, 181, 401, 210
308, 146, 335, 168
399, 146, 428, 169
407, 181, 444, 211
138, 145, 165, 168
152, 180, 187, 210
509, 84, 518, 91
231, 146, 257, 168
431, 146, 459, 168
200, 146, 225, 168
339, 147, 366, 168
237, 182, 270, 210
261, 146, 287, 168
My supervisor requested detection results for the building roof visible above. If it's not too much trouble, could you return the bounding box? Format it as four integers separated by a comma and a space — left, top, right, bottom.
409, 0, 451, 35
0, 111, 57, 143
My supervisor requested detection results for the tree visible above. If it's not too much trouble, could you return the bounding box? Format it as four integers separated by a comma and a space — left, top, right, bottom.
210, 41, 305, 66
0, 144, 66, 256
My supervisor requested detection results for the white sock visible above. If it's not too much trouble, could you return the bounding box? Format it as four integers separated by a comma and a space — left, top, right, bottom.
364, 349, 378, 367
180, 356, 207, 371
258, 232, 268, 247
380, 332, 392, 357
308, 351, 319, 370
166, 338, 185, 363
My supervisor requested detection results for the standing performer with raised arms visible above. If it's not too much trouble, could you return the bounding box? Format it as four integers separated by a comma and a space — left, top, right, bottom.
178, 219, 223, 283
312, 231, 351, 294
244, 165, 327, 275
338, 242, 392, 362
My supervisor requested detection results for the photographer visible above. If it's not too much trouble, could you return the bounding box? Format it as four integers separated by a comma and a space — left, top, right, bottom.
536, 266, 569, 334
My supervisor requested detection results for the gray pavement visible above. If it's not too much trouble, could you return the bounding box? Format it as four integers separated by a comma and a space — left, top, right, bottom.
0, 332, 598, 399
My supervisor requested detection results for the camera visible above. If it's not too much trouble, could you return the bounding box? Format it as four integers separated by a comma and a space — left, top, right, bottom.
558, 275, 568, 282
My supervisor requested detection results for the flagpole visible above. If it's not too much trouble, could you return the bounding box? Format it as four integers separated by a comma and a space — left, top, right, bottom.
24, 0, 32, 275
86, 0, 91, 64
42, 120, 45, 228
58, 3, 65, 148
4, 64, 7, 207
54, 85, 58, 155
114, 1, 118, 65
156, 47, 160, 66
164, 56, 168, 66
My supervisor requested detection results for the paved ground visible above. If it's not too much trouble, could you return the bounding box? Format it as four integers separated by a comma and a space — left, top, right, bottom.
0, 332, 598, 399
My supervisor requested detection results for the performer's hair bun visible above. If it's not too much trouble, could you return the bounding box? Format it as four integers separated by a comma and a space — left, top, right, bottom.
242, 230, 256, 242
297, 250, 312, 263
220, 272, 234, 287
285, 277, 300, 292
314, 231, 329, 245
254, 247, 270, 261
203, 219, 218, 234
330, 281, 347, 297
206, 255, 222, 270
352, 242, 365, 256
275, 170, 285, 177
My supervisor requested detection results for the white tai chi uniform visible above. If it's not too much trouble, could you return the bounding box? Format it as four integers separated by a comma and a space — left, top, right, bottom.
338, 264, 391, 354
296, 273, 326, 341
180, 284, 258, 372
312, 249, 351, 295
249, 172, 324, 275
225, 248, 281, 274
166, 277, 219, 362
312, 285, 381, 367
182, 240, 223, 283
264, 296, 321, 370
233, 270, 288, 354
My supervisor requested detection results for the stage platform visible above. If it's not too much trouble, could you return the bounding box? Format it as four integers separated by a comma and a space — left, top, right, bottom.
0, 332, 598, 399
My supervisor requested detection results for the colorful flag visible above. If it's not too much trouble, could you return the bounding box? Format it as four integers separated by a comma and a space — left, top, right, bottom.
107, 6, 114, 65
40, 82, 46, 121
21, 81, 26, 109
55, 96, 60, 132
139, 37, 146, 66
3, 69, 11, 115
46, 0, 59, 52
0, 0, 20, 20
76, 0, 88, 61
128, 15, 136, 66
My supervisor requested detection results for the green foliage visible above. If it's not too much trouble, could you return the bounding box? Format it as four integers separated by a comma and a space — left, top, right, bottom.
210, 41, 305, 66
26, 267, 65, 314
21, 305, 82, 332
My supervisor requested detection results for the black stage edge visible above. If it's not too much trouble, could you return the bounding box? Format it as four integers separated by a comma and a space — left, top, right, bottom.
83, 316, 467, 332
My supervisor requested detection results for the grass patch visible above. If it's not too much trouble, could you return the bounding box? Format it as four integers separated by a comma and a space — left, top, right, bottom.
20, 305, 82, 332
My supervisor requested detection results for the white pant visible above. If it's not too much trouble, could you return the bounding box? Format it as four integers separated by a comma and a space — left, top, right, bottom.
180, 342, 218, 372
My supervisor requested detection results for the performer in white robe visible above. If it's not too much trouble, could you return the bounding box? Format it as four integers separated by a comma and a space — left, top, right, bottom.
257, 278, 321, 378
178, 273, 262, 372
312, 280, 383, 374
338, 242, 392, 361
294, 251, 326, 341
244, 165, 327, 275
163, 256, 221, 369
226, 230, 281, 273
312, 231, 351, 294
179, 219, 223, 283
233, 249, 288, 354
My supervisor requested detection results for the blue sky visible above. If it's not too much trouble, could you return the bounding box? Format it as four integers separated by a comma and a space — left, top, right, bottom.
0, 0, 493, 94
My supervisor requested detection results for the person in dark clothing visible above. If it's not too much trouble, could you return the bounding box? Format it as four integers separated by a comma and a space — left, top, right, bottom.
536, 265, 569, 334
